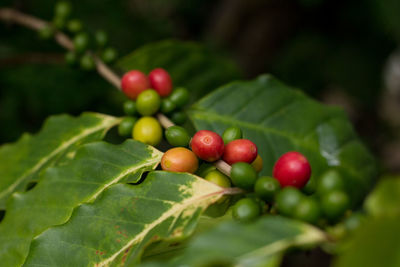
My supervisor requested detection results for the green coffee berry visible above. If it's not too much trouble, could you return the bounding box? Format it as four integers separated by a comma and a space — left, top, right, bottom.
95, 30, 108, 47
80, 54, 95, 71
254, 176, 280, 202
321, 190, 350, 221
118, 117, 137, 137
204, 170, 231, 188
302, 176, 317, 195
165, 126, 191, 147
222, 126, 243, 144
73, 32, 90, 53
136, 90, 161, 116
101, 47, 118, 64
54, 1, 72, 18
170, 111, 186, 125
276, 187, 303, 217
123, 100, 136, 115
317, 170, 344, 194
53, 16, 66, 29
294, 197, 321, 224
196, 163, 217, 178
38, 25, 54, 40
169, 87, 189, 108
160, 99, 176, 114
230, 162, 258, 190
67, 19, 83, 33
232, 198, 261, 221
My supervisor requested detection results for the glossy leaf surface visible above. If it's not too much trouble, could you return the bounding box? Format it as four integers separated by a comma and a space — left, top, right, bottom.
0, 140, 162, 267
189, 75, 377, 203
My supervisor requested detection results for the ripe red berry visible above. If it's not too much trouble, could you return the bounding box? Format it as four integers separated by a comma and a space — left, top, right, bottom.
148, 68, 173, 97
223, 139, 257, 165
121, 70, 150, 100
191, 130, 224, 162
273, 151, 311, 189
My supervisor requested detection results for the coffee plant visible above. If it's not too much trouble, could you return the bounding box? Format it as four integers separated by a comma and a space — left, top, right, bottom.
0, 1, 398, 267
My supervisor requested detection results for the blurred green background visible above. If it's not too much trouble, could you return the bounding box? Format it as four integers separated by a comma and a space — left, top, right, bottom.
1, 0, 400, 172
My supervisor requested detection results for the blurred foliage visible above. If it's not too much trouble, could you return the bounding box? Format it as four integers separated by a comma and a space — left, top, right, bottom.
334, 177, 400, 267
1, 0, 400, 166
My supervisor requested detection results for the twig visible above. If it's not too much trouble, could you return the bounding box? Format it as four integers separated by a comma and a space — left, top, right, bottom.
94, 57, 121, 89
0, 8, 117, 89
0, 7, 233, 177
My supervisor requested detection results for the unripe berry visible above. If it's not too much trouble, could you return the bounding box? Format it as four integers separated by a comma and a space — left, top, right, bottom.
53, 16, 66, 29
67, 19, 82, 33
136, 89, 161, 116
170, 111, 186, 125
132, 117, 162, 146
251, 155, 263, 173
80, 54, 95, 71
123, 100, 136, 115
160, 99, 176, 114
321, 190, 350, 221
148, 68, 172, 97
169, 87, 189, 107
223, 139, 257, 165
165, 126, 191, 147
161, 147, 198, 173
222, 126, 242, 144
121, 70, 150, 100
118, 117, 137, 137
101, 47, 118, 64
38, 25, 54, 40
95, 30, 108, 47
73, 32, 90, 53
55, 1, 72, 18
190, 130, 224, 162
230, 162, 258, 190
204, 170, 231, 188
272, 151, 311, 189
232, 198, 261, 221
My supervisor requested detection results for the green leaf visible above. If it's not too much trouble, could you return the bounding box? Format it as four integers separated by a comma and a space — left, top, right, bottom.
141, 213, 234, 263
334, 216, 400, 267
364, 177, 400, 217
141, 216, 326, 267
117, 39, 242, 102
0, 112, 120, 209
0, 140, 162, 267
23, 171, 240, 267
188, 74, 377, 204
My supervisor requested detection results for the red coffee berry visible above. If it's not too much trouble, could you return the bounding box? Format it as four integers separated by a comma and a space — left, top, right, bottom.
272, 151, 311, 189
149, 68, 173, 97
121, 70, 150, 100
191, 130, 224, 162
223, 139, 257, 165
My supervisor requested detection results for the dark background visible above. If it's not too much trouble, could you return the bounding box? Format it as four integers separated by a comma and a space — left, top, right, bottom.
1, 0, 400, 173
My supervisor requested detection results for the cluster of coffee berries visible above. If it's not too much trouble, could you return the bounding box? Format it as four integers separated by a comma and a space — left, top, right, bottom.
117, 67, 351, 227
39, 1, 118, 70
118, 68, 189, 146
231, 152, 351, 225
160, 124, 351, 225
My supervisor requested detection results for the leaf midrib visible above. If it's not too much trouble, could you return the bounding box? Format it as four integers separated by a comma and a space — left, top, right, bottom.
0, 115, 119, 200
96, 186, 239, 267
